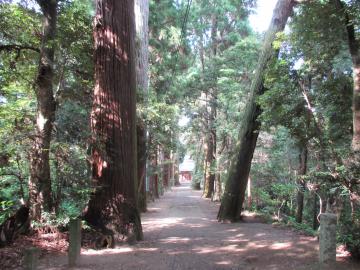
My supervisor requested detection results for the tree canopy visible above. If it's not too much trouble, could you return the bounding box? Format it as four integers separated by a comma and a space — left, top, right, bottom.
0, 0, 360, 261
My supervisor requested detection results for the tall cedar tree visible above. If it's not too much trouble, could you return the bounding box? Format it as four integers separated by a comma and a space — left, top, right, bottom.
335, 0, 360, 222
295, 145, 308, 223
135, 0, 149, 212
84, 0, 143, 241
29, 0, 58, 220
217, 0, 296, 222
335, 1, 360, 153
203, 13, 217, 199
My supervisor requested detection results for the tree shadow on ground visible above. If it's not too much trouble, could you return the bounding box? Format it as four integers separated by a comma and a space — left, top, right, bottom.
38, 184, 360, 270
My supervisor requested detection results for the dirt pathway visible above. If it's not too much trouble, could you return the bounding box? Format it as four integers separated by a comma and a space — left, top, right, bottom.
39, 183, 359, 270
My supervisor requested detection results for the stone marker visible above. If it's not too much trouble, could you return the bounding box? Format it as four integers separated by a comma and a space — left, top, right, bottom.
68, 218, 82, 267
23, 247, 40, 270
319, 213, 337, 264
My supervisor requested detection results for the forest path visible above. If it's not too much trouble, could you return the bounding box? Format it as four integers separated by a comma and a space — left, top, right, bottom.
39, 182, 358, 270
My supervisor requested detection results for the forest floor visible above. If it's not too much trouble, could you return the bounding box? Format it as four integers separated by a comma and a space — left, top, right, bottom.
11, 182, 360, 269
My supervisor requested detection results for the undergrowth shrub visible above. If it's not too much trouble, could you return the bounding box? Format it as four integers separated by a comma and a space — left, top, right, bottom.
338, 222, 360, 260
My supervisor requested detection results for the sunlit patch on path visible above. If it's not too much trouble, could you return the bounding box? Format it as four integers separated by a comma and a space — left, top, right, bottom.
39, 183, 359, 270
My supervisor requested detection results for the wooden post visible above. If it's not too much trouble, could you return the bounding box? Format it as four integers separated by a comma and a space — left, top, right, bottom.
23, 247, 40, 270
247, 177, 252, 209
319, 213, 337, 264
68, 219, 81, 267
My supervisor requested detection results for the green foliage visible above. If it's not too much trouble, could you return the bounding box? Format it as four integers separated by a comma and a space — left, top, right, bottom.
0, 0, 93, 225
285, 216, 316, 236
31, 209, 82, 229
0, 0, 359, 261
181, 2, 260, 186
0, 200, 15, 224
0, 2, 41, 48
191, 169, 203, 188
249, 0, 360, 259
338, 222, 360, 260
252, 127, 297, 184
253, 182, 296, 214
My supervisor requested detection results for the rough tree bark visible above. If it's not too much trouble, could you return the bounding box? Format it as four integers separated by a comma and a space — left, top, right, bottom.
203, 104, 216, 198
335, 0, 360, 225
149, 136, 160, 199
312, 193, 319, 229
203, 13, 217, 199
29, 0, 58, 220
137, 123, 147, 212
169, 151, 174, 185
162, 149, 171, 189
213, 172, 222, 202
213, 136, 227, 202
338, 3, 360, 152
217, 0, 296, 222
192, 138, 203, 190
153, 148, 159, 198
174, 155, 180, 186
135, 0, 149, 213
84, 0, 143, 242
295, 145, 308, 223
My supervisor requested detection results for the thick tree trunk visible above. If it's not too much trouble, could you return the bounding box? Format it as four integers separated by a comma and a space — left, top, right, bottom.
149, 143, 159, 199
163, 150, 171, 189
203, 94, 217, 198
336, 0, 360, 226
137, 123, 147, 212
135, 0, 149, 93
213, 172, 222, 202
336, 1, 360, 152
203, 14, 217, 199
147, 159, 154, 200
313, 193, 319, 230
196, 21, 207, 193
147, 135, 159, 199
154, 170, 159, 198
153, 144, 160, 198
295, 145, 308, 223
29, 0, 58, 220
217, 0, 296, 222
154, 146, 162, 199
135, 0, 149, 213
174, 159, 180, 186
169, 152, 174, 185
196, 23, 207, 192
203, 126, 216, 198
84, 0, 143, 242
214, 136, 227, 202
352, 61, 360, 151
192, 137, 203, 190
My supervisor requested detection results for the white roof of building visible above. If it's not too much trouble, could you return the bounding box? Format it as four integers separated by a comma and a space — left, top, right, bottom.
179, 157, 195, 172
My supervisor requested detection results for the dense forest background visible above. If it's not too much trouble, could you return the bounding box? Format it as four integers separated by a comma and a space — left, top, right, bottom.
0, 0, 360, 260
